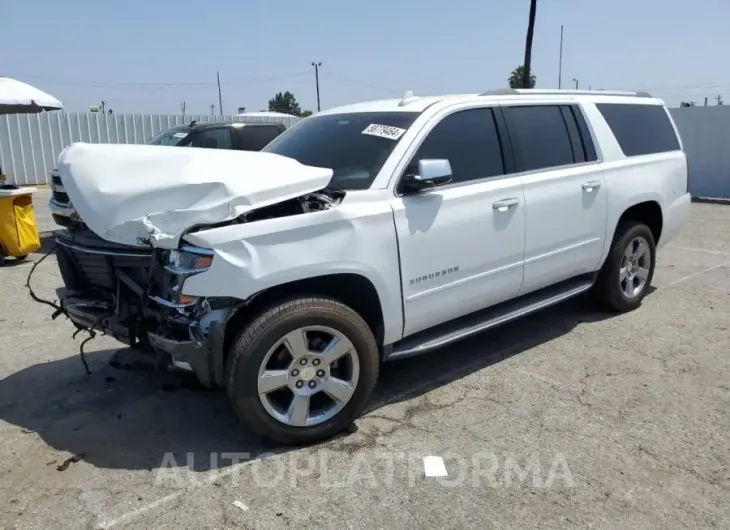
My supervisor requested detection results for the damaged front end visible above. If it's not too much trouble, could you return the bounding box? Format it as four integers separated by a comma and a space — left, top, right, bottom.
54, 228, 234, 386
51, 188, 345, 386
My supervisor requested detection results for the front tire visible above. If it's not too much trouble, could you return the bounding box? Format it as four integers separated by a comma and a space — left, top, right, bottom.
593, 222, 656, 312
225, 296, 380, 445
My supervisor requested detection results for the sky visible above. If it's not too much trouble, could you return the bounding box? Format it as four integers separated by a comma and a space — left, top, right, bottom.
2, 0, 729, 114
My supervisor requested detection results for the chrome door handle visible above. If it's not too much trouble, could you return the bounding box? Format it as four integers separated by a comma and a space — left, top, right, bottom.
582, 180, 602, 192
493, 198, 520, 212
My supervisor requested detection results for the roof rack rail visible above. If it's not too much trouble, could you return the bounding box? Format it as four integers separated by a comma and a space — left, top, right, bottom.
478, 88, 652, 98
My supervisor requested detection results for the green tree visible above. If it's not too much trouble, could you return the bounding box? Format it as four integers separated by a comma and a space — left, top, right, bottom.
508, 65, 536, 89
300, 110, 314, 117
268, 91, 302, 116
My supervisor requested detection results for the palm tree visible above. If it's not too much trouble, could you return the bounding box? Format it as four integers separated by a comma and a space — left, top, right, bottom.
508, 65, 536, 89
522, 0, 538, 88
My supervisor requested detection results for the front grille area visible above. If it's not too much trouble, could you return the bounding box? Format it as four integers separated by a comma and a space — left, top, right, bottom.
72, 250, 151, 290
53, 190, 70, 204
56, 233, 153, 292
51, 173, 70, 205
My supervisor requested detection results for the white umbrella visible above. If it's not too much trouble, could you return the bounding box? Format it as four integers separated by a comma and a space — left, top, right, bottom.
0, 77, 63, 114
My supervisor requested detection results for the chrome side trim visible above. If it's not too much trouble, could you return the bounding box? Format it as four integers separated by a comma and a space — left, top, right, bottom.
150, 295, 198, 309
49, 199, 78, 218
55, 238, 152, 258
388, 281, 593, 360
164, 264, 211, 275
180, 246, 214, 256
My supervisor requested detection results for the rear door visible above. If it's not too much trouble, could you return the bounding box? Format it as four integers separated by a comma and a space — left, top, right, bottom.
233, 125, 283, 151
501, 102, 607, 295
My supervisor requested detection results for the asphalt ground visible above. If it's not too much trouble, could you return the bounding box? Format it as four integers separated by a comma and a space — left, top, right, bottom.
0, 203, 728, 529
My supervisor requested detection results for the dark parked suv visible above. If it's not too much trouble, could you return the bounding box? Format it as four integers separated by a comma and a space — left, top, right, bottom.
145, 120, 286, 150
49, 120, 287, 228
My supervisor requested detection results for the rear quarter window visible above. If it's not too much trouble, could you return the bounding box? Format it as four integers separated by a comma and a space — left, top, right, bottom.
596, 103, 681, 157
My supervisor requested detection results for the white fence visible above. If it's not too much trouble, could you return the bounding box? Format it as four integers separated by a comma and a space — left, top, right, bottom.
2, 109, 730, 198
0, 112, 301, 185
669, 106, 730, 199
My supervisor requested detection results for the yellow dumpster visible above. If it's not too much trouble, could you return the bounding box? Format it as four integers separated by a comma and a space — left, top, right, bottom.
0, 187, 41, 266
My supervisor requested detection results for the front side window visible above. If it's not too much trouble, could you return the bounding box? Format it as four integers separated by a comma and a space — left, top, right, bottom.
503, 105, 576, 172
189, 127, 233, 150
411, 108, 505, 184
262, 112, 419, 191
146, 128, 188, 146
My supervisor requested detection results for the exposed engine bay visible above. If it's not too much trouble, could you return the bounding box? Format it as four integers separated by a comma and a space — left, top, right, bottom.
43, 189, 344, 385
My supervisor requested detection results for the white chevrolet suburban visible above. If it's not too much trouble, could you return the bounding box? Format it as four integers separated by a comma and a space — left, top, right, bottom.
48, 89, 690, 445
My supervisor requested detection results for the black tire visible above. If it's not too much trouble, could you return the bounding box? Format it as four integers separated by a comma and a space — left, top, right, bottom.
0, 249, 5, 267
225, 296, 380, 445
593, 222, 656, 312
15, 254, 27, 261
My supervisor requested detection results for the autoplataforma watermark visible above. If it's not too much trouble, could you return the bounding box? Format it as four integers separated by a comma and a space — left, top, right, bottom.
154, 449, 575, 489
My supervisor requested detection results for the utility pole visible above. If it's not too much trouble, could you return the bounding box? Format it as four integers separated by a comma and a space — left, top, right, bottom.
181, 101, 186, 118
210, 104, 215, 116
573, 78, 579, 89
101, 100, 106, 113
558, 25, 563, 89
217, 71, 223, 116
704, 97, 708, 106
522, 0, 538, 88
312, 62, 322, 111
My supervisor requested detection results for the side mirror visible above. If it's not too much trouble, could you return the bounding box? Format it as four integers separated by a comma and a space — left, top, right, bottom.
402, 159, 453, 194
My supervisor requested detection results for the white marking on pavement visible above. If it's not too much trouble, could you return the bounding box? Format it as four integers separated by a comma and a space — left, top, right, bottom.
423, 456, 448, 477
666, 245, 729, 256
98, 490, 186, 529
662, 259, 730, 288
232, 500, 249, 512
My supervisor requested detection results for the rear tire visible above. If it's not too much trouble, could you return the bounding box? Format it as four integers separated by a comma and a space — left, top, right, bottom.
225, 296, 380, 445
593, 222, 656, 312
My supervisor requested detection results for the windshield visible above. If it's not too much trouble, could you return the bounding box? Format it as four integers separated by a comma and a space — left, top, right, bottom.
146, 128, 189, 146
262, 111, 419, 191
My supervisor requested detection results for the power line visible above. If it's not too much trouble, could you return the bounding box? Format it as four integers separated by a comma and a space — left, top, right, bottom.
1, 71, 311, 89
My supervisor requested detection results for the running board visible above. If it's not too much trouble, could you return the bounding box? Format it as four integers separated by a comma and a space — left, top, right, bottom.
386, 275, 595, 360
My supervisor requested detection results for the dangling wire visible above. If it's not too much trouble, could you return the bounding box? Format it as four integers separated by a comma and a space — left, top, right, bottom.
25, 243, 112, 376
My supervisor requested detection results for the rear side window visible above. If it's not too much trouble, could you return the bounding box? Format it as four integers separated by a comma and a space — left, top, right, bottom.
596, 103, 680, 157
412, 108, 505, 184
503, 105, 576, 172
235, 126, 281, 151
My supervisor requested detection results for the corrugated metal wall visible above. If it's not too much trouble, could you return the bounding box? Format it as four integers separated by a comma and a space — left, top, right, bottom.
669, 106, 730, 199
0, 113, 301, 185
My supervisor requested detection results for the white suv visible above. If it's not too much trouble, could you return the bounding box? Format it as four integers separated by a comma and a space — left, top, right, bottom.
49, 89, 690, 445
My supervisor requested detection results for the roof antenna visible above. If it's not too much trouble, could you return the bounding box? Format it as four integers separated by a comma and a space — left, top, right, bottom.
398, 90, 418, 107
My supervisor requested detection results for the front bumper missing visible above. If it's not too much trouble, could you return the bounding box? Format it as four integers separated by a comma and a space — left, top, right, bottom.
147, 319, 227, 387
58, 287, 230, 387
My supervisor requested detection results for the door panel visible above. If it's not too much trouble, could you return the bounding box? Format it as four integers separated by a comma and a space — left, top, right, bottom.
392, 177, 526, 337
501, 103, 608, 295
520, 165, 607, 294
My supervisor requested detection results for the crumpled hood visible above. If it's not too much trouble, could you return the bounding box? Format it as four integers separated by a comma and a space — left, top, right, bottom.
57, 142, 333, 248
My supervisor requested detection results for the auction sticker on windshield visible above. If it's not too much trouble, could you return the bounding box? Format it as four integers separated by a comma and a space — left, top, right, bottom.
362, 123, 406, 141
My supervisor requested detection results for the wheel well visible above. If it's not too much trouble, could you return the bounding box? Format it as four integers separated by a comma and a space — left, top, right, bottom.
616, 201, 663, 245
223, 273, 385, 359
